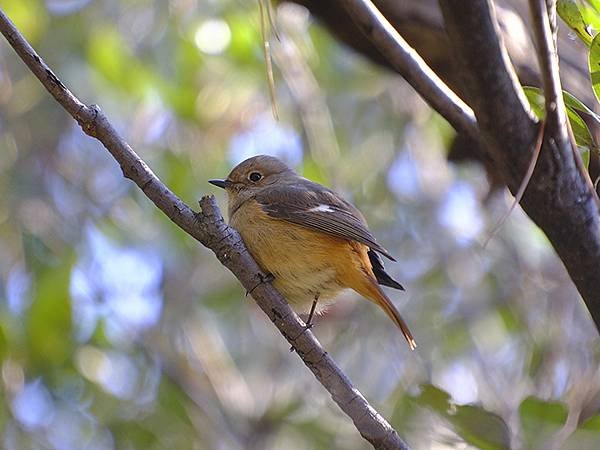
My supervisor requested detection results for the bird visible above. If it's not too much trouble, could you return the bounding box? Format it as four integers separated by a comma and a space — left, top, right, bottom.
209, 155, 416, 349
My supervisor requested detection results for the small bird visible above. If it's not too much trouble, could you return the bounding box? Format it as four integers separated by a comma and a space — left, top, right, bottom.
209, 155, 416, 349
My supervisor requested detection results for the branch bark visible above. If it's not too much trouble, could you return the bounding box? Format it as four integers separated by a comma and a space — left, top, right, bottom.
438, 0, 600, 330
336, 0, 478, 140
0, 8, 409, 450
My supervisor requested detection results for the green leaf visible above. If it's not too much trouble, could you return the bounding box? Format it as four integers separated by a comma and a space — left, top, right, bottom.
26, 257, 74, 371
412, 384, 511, 450
567, 108, 593, 148
558, 0, 595, 46
452, 405, 511, 450
580, 2, 600, 31
563, 90, 600, 120
588, 0, 600, 13
413, 384, 452, 412
522, 87, 594, 166
519, 396, 568, 449
589, 32, 600, 103
522, 86, 546, 120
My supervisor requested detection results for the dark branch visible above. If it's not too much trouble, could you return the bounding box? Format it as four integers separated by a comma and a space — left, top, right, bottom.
0, 7, 410, 450
439, 0, 600, 331
529, 0, 569, 148
337, 0, 478, 140
439, 0, 536, 179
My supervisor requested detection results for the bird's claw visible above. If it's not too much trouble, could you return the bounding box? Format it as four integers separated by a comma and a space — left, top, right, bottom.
245, 272, 274, 297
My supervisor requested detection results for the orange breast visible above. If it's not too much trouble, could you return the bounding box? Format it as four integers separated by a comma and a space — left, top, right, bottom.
230, 199, 371, 312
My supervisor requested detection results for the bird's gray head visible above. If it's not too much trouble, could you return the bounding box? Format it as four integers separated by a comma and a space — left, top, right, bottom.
209, 155, 296, 214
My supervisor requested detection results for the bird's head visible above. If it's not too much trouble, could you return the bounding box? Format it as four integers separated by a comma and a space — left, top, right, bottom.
209, 155, 295, 215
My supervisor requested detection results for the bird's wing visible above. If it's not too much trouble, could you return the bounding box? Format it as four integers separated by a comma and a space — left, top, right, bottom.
368, 249, 404, 290
254, 181, 396, 261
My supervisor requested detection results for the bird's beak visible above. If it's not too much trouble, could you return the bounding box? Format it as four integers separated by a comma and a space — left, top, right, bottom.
208, 179, 229, 189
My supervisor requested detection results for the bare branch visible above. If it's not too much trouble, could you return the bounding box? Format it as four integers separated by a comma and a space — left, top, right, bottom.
337, 0, 478, 140
439, 0, 600, 331
0, 8, 410, 450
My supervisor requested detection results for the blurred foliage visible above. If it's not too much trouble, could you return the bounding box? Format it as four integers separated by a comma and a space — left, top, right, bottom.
0, 0, 599, 449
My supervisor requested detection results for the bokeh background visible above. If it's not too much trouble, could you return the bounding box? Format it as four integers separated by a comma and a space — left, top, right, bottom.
1, 0, 599, 449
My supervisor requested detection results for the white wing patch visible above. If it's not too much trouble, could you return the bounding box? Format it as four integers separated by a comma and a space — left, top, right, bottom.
308, 204, 335, 213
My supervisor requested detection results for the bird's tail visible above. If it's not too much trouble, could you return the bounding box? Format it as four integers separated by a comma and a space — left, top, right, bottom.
357, 278, 417, 350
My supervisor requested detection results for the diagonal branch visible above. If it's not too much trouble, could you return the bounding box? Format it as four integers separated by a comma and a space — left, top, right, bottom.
0, 8, 410, 450
336, 0, 478, 140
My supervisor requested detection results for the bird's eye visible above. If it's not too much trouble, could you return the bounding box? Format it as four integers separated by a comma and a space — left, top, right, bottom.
248, 172, 262, 182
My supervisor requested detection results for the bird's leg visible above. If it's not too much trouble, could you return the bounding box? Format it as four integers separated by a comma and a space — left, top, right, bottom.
304, 294, 319, 330
245, 272, 275, 297
290, 294, 320, 353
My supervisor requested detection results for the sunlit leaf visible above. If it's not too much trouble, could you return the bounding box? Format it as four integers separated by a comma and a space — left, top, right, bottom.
579, 2, 600, 31
589, 32, 600, 102
558, 0, 595, 46
588, 0, 600, 12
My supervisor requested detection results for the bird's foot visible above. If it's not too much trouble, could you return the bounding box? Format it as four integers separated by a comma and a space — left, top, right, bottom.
245, 272, 274, 297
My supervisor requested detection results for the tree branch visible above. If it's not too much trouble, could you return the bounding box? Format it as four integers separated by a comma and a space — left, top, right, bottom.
0, 8, 410, 450
529, 0, 569, 148
438, 0, 600, 331
336, 0, 478, 140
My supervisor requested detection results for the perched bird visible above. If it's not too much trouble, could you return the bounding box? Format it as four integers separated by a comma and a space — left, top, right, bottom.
209, 155, 416, 349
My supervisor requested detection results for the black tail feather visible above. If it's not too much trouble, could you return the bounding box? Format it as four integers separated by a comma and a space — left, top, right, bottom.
368, 249, 404, 290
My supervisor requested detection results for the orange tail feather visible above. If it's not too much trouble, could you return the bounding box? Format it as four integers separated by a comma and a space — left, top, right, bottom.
353, 276, 416, 350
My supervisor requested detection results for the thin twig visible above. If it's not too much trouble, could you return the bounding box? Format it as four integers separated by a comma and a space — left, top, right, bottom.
0, 7, 409, 450
529, 0, 569, 147
337, 0, 478, 140
259, 0, 279, 120
482, 121, 545, 248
